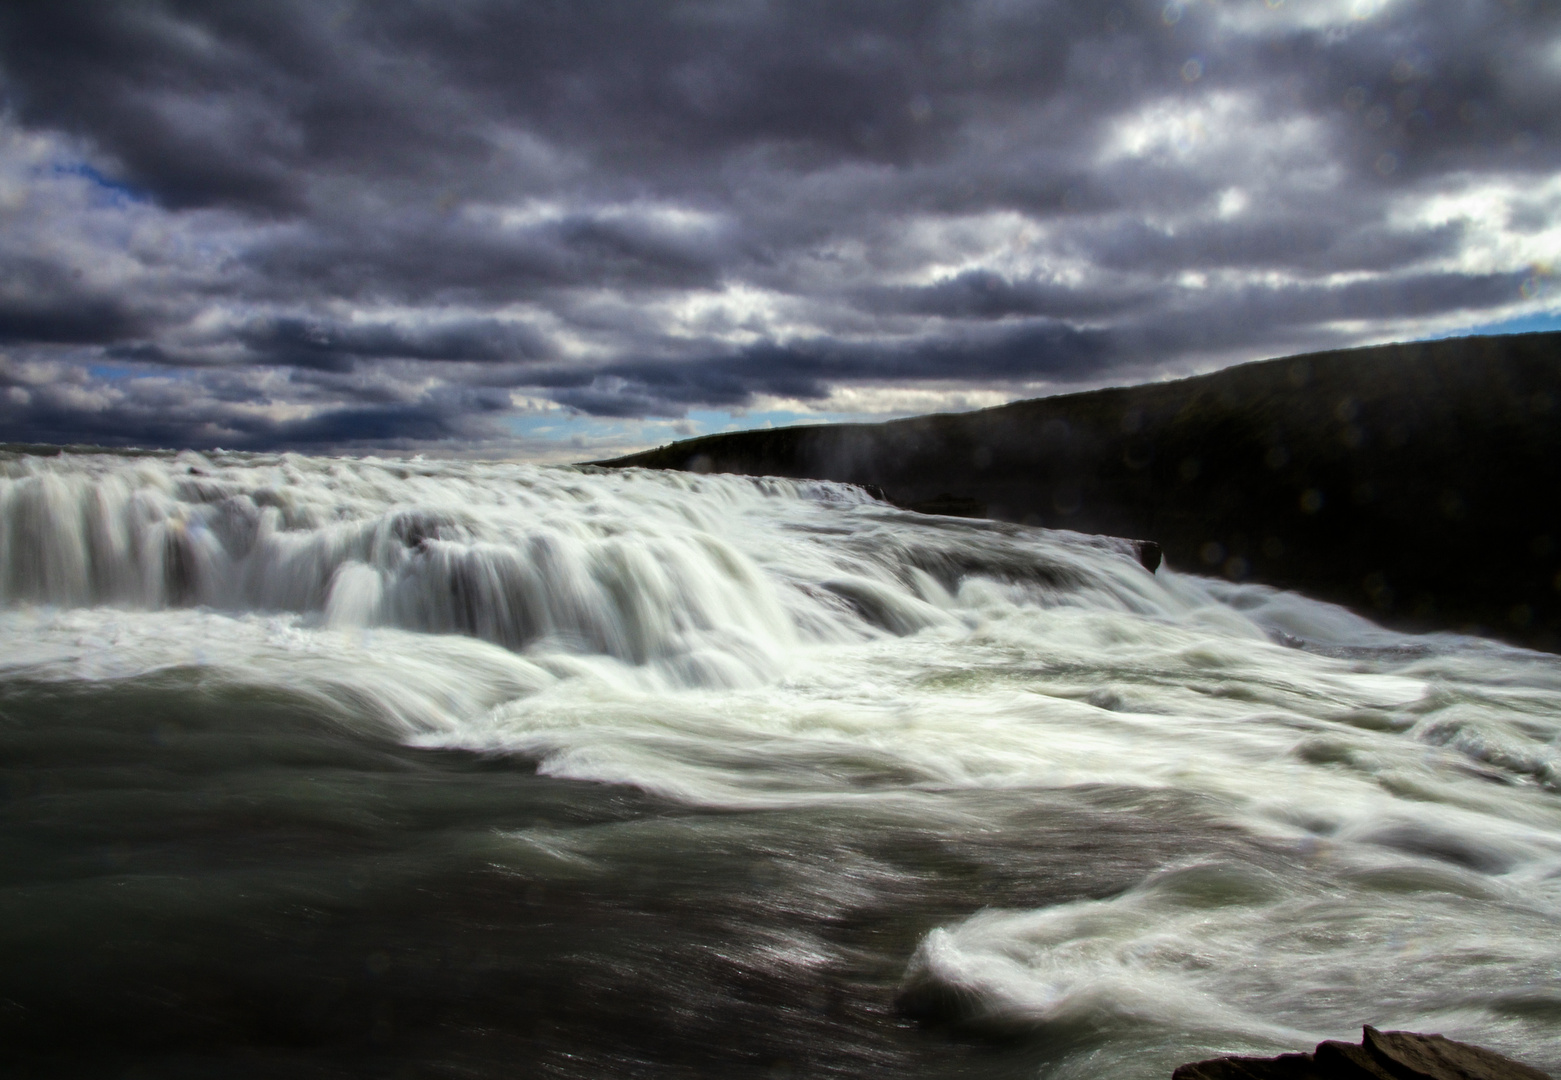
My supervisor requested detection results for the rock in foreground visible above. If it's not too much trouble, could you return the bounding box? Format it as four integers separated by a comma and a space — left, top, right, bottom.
1174, 1027, 1552, 1080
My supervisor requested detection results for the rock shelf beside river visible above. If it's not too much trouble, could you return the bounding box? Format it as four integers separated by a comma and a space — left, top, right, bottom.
1175, 1027, 1553, 1080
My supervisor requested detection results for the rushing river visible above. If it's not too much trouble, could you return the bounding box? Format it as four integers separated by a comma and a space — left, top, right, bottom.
2, 448, 1559, 1079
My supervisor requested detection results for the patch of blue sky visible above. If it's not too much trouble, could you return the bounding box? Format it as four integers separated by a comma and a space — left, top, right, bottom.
1426, 306, 1561, 341
507, 409, 623, 441
504, 410, 696, 450
682, 406, 890, 433
86, 362, 140, 382
683, 407, 822, 433
50, 161, 149, 207
510, 404, 878, 445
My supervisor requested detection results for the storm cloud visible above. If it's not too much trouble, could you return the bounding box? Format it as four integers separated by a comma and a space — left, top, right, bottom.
0, 0, 1557, 454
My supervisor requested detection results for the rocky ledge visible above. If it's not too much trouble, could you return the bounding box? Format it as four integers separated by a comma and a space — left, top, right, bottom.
1175, 1026, 1551, 1080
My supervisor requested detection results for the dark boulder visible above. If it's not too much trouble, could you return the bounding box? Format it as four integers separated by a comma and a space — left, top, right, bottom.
1313, 1038, 1401, 1080
1137, 539, 1163, 573
1174, 1051, 1331, 1080
1174, 1027, 1552, 1080
1363, 1026, 1551, 1080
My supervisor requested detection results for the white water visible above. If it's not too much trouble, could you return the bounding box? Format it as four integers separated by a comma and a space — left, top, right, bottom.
5, 448, 1561, 1072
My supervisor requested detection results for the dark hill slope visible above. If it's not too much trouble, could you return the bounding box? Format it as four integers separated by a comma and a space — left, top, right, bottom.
597, 332, 1561, 649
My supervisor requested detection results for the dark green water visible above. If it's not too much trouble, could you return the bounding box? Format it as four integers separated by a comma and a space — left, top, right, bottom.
0, 675, 1264, 1078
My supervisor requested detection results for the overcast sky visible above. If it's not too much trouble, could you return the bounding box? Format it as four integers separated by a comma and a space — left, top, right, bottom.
1, 0, 1557, 459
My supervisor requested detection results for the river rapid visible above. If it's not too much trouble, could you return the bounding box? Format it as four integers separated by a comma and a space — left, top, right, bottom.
2, 448, 1559, 1079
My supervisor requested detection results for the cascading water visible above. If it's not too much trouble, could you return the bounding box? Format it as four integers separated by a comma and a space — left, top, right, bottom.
2, 447, 1559, 1079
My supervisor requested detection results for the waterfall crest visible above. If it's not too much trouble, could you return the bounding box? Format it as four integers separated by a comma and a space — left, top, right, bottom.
0, 450, 1163, 672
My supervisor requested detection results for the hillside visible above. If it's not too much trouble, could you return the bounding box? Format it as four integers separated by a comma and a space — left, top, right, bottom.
597, 331, 1561, 650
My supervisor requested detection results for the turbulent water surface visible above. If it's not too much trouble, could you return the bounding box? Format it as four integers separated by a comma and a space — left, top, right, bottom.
3, 449, 1560, 1079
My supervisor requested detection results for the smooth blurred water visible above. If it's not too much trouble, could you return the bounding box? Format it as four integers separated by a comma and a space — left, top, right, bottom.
2, 448, 1559, 1079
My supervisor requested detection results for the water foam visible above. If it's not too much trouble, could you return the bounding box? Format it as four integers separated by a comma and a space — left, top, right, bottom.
5, 448, 1561, 1067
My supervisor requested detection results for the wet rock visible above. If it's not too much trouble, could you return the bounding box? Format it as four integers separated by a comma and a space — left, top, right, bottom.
1313, 1039, 1399, 1080
1363, 1025, 1552, 1080
1174, 1052, 1330, 1080
899, 492, 988, 518
1138, 539, 1163, 572
1174, 1027, 1552, 1080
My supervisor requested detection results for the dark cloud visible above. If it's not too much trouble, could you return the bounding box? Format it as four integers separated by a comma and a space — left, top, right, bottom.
548, 265, 1536, 418
861, 271, 1157, 320
265, 390, 510, 447
545, 322, 1118, 417
239, 206, 730, 306
1078, 217, 1469, 275
0, 5, 307, 211
0, 257, 148, 344
0, 0, 1556, 450
235, 315, 553, 370
0, 356, 513, 452
0, 294, 143, 345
